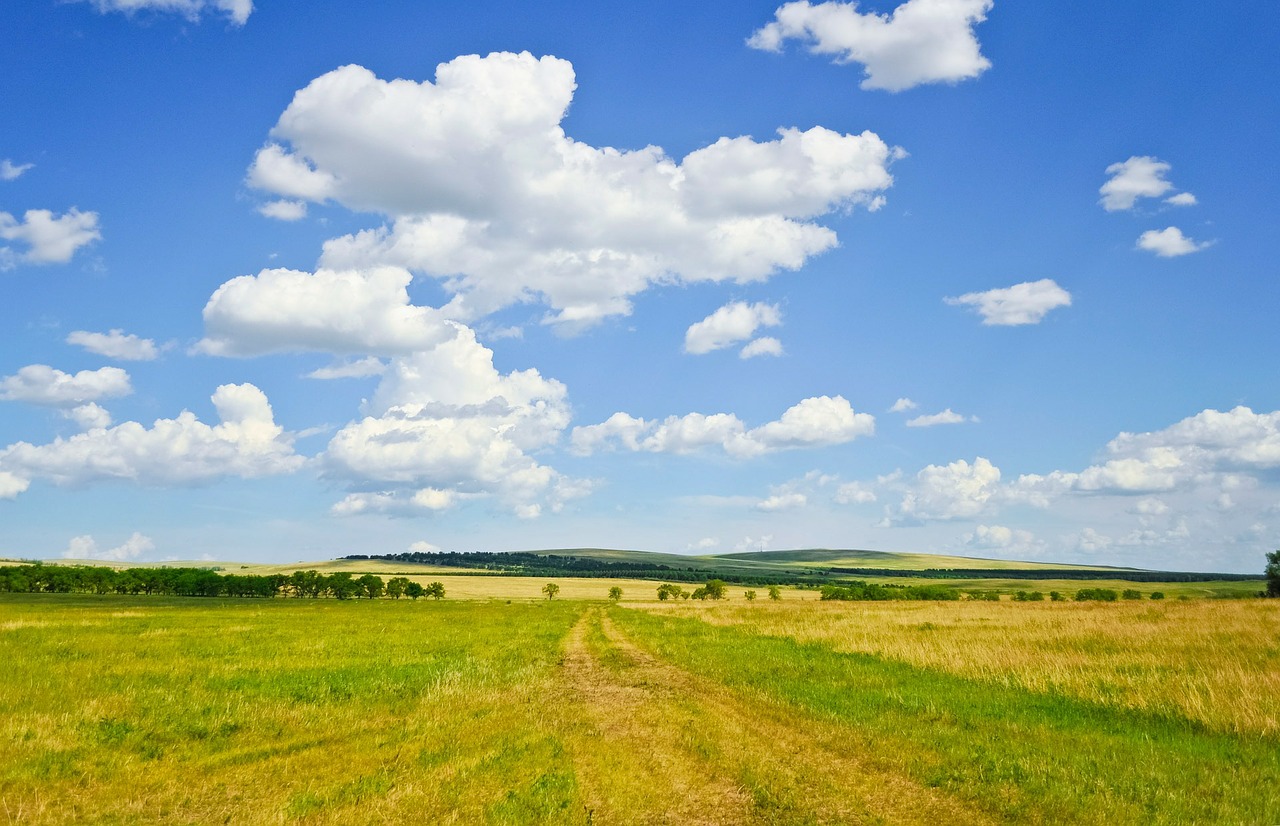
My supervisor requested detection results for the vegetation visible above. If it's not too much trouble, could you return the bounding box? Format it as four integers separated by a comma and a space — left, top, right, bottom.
607, 586, 622, 601
821, 581, 960, 601
542, 582, 560, 600
1266, 549, 1280, 597
2, 590, 1277, 822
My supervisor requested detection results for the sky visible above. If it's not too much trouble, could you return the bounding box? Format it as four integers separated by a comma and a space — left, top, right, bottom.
1, 0, 1277, 572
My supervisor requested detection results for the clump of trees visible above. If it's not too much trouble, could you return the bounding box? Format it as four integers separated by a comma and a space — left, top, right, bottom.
1013, 590, 1045, 602
823, 582, 960, 601
656, 583, 687, 601
0, 563, 447, 601
1074, 588, 1119, 602
691, 579, 728, 600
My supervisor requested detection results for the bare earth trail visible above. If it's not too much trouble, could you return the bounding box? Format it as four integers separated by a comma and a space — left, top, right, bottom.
552, 607, 995, 825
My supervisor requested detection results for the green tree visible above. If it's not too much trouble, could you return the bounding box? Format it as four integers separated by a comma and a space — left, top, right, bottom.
404, 581, 425, 600
743, 589, 757, 601
1150, 591, 1166, 600
767, 585, 781, 601
386, 576, 410, 599
328, 572, 359, 600
425, 581, 445, 600
542, 582, 560, 600
608, 586, 623, 601
704, 579, 727, 600
1266, 550, 1280, 598
356, 574, 385, 599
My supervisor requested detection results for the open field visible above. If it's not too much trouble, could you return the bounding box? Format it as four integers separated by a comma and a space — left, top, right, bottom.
2, 593, 1278, 823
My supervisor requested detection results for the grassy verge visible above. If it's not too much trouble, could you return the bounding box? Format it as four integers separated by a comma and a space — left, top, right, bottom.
611, 605, 1280, 824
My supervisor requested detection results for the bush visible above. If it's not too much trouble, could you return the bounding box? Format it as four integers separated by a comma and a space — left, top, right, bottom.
744, 590, 757, 601
1150, 591, 1166, 600
1075, 588, 1118, 602
1122, 589, 1143, 600
767, 585, 781, 601
1049, 591, 1065, 602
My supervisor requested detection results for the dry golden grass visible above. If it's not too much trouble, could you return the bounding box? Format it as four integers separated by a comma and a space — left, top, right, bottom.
645, 598, 1280, 737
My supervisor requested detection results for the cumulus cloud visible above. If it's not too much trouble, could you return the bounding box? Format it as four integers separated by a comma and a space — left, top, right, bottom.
67, 329, 160, 361
322, 325, 586, 516
306, 357, 387, 380
257, 199, 307, 221
1, 160, 34, 181
685, 301, 782, 354
79, 0, 252, 25
0, 365, 132, 408
739, 337, 784, 359
1136, 226, 1210, 258
748, 0, 993, 92
889, 397, 918, 412
906, 408, 977, 427
331, 488, 459, 517
881, 457, 1001, 524
1099, 156, 1196, 212
0, 208, 101, 268
756, 492, 807, 511
689, 537, 720, 550
198, 266, 453, 356
63, 532, 155, 562
66, 403, 113, 431
571, 395, 874, 458
962, 524, 1041, 554
0, 383, 302, 493
247, 53, 900, 329
0, 471, 29, 499
944, 278, 1071, 326
834, 480, 876, 504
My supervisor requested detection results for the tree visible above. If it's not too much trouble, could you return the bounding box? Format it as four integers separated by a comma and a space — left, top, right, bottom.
1266, 550, 1280, 598
704, 579, 727, 600
405, 581, 425, 600
386, 577, 410, 599
356, 573, 384, 599
767, 585, 781, 601
542, 582, 560, 600
657, 583, 684, 601
608, 586, 623, 601
743, 589, 757, 601
425, 581, 445, 600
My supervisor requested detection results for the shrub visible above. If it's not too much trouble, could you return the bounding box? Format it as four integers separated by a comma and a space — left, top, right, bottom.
744, 590, 757, 601
608, 586, 623, 601
767, 585, 781, 601
1122, 589, 1143, 600
1075, 588, 1119, 602
1150, 591, 1166, 600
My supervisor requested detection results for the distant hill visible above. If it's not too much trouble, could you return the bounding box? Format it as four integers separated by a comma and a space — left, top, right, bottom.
713, 548, 1136, 572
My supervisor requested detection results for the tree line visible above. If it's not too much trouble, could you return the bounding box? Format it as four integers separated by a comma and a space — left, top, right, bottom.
0, 564, 445, 600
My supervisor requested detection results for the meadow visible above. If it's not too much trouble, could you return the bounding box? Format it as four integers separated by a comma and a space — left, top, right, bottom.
1, 589, 1277, 823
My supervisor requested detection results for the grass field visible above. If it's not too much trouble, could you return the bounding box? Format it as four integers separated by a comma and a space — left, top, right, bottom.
2, 591, 1278, 823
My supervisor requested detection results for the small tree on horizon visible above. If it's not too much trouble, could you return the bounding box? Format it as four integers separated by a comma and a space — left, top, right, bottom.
542, 582, 560, 600
767, 585, 781, 601
608, 586, 623, 601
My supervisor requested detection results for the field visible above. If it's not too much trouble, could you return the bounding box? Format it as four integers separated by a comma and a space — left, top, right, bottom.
2, 589, 1278, 824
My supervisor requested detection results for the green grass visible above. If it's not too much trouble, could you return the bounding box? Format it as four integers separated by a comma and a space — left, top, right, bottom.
610, 606, 1280, 824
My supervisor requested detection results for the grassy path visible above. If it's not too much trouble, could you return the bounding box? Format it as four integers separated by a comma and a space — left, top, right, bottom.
554, 608, 992, 824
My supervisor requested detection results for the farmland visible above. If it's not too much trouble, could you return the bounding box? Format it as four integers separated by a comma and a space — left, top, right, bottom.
2, 586, 1277, 824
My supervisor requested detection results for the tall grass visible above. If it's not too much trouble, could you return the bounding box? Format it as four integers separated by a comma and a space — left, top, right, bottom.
612, 605, 1280, 824
649, 599, 1280, 736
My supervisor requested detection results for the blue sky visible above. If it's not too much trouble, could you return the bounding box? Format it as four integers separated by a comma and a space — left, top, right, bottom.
2, 0, 1277, 572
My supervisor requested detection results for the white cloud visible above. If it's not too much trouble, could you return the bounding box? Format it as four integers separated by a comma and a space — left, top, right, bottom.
322, 325, 586, 517
739, 337, 784, 359
748, 0, 993, 92
834, 481, 876, 504
756, 492, 807, 511
1165, 192, 1197, 207
689, 537, 720, 550
1136, 226, 1210, 257
685, 301, 782, 354
66, 403, 112, 431
257, 199, 307, 221
889, 397, 918, 412
0, 365, 132, 408
944, 278, 1071, 326
962, 524, 1041, 554
1, 160, 34, 181
1099, 156, 1175, 211
0, 208, 101, 267
571, 395, 874, 458
0, 471, 29, 499
0, 384, 302, 493
63, 531, 155, 562
66, 329, 160, 361
906, 408, 976, 427
198, 266, 453, 357
79, 0, 252, 25
882, 457, 1001, 524
331, 488, 459, 517
734, 534, 775, 552
408, 540, 441, 553
305, 357, 387, 380
248, 53, 899, 330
